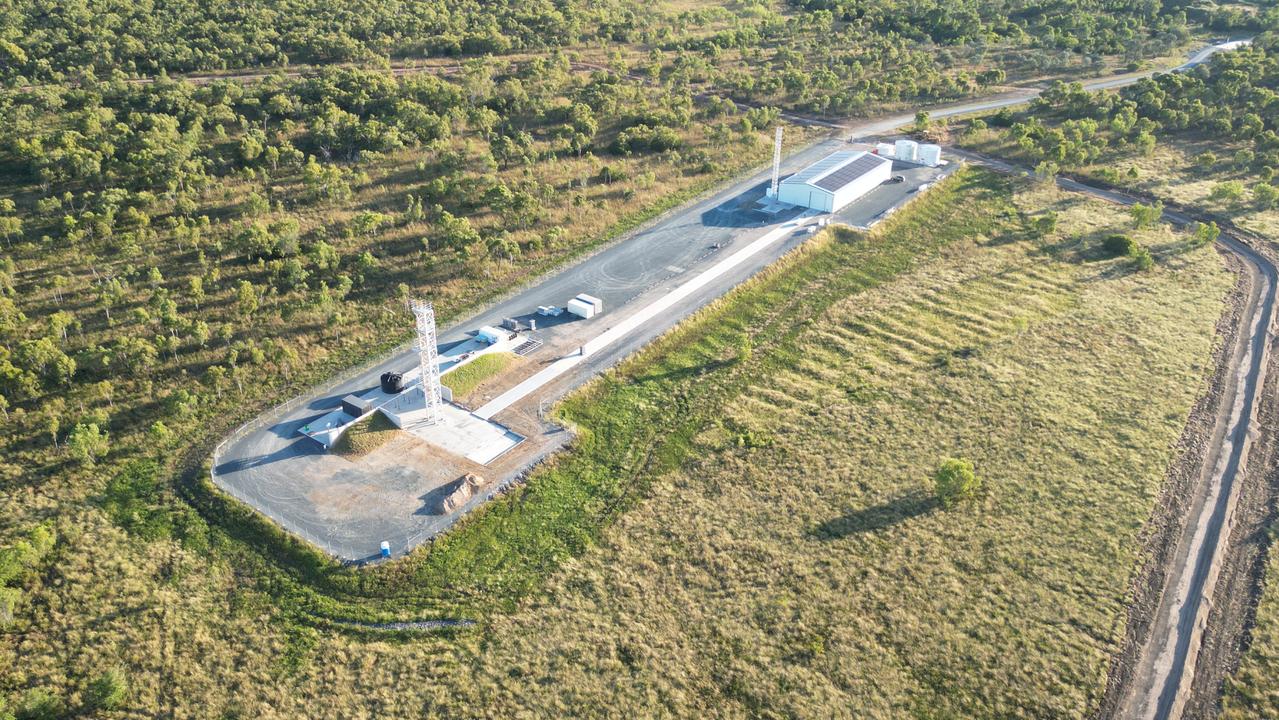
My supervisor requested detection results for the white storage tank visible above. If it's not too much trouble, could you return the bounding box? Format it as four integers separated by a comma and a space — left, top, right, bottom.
875, 142, 895, 158
918, 144, 942, 166
894, 139, 919, 162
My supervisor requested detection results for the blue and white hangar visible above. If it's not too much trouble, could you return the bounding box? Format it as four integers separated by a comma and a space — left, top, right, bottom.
778, 150, 893, 212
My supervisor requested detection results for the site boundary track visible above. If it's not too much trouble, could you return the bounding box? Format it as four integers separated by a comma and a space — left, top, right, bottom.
951, 147, 1279, 720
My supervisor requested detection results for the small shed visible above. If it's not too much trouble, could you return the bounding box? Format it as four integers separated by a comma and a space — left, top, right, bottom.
341, 394, 374, 418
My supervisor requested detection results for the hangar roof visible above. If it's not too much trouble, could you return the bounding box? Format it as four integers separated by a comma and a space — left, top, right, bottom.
782, 150, 890, 193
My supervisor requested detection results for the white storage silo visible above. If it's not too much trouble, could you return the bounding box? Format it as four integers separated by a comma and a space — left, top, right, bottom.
894, 139, 918, 162
876, 142, 895, 158
918, 144, 942, 166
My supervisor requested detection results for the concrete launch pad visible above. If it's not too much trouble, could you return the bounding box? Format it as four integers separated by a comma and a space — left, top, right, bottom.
381, 388, 524, 465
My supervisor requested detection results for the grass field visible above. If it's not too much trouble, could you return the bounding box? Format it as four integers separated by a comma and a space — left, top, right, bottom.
3, 168, 1234, 717
441, 352, 517, 400
1223, 546, 1279, 717
957, 117, 1279, 712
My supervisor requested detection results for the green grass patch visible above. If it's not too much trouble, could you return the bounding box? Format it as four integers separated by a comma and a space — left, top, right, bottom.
330, 413, 400, 460
441, 352, 516, 399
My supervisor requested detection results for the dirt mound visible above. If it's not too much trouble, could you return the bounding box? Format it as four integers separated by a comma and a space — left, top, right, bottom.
438, 473, 484, 514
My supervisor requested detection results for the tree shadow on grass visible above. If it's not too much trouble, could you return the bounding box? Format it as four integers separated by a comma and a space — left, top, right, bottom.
632, 357, 737, 385
811, 491, 939, 539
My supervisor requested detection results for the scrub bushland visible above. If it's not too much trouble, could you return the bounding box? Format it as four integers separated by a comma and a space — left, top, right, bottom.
2, 168, 1234, 718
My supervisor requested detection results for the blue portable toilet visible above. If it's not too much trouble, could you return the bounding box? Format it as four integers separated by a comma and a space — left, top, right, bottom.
380, 541, 391, 559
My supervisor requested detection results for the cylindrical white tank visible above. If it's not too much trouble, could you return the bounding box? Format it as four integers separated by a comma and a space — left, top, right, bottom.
876, 142, 895, 157
918, 144, 942, 166
894, 139, 919, 162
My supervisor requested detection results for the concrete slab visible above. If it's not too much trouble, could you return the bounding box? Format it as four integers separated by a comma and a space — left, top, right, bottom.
473, 209, 819, 419
385, 389, 524, 464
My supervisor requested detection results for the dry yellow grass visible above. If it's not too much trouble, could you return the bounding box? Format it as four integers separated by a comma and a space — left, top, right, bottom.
1223, 553, 1279, 717
8, 172, 1235, 719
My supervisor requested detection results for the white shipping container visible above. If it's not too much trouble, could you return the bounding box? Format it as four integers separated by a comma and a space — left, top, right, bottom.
894, 139, 918, 162
918, 144, 942, 166
875, 142, 895, 158
566, 298, 596, 319
574, 293, 604, 313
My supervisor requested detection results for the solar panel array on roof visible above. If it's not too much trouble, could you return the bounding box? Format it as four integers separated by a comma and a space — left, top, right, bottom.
784, 151, 861, 187
813, 153, 889, 192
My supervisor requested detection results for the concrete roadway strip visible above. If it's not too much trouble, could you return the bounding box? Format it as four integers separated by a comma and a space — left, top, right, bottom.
951, 147, 1278, 720
473, 210, 818, 419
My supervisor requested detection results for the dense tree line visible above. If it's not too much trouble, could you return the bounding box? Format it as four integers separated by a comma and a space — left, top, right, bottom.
643, 0, 1270, 115
785, 0, 1197, 52
3, 0, 1267, 114
977, 31, 1279, 203
0, 0, 638, 83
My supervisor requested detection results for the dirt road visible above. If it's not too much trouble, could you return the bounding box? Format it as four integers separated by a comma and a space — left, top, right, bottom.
951, 148, 1278, 720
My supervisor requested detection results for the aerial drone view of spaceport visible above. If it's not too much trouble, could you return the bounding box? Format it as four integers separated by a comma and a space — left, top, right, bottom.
213, 132, 952, 562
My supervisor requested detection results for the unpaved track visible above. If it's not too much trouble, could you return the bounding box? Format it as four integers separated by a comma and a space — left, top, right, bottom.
952, 148, 1278, 720
1184, 256, 1279, 717
1111, 216, 1274, 720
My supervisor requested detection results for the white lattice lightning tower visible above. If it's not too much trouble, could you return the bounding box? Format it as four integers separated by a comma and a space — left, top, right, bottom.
769, 126, 783, 198
409, 298, 444, 425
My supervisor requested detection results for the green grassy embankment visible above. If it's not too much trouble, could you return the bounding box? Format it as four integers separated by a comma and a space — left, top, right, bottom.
330, 413, 400, 460
441, 352, 517, 400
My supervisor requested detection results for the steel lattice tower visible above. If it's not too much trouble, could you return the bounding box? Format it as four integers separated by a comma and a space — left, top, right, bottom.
409, 299, 444, 425
769, 126, 783, 198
